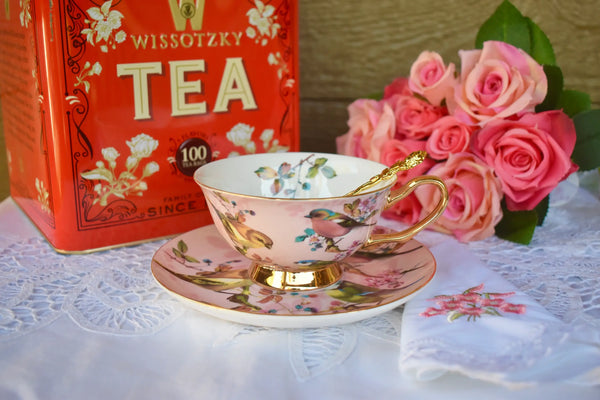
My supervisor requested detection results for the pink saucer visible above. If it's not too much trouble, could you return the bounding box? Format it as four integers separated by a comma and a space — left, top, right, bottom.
151, 224, 436, 328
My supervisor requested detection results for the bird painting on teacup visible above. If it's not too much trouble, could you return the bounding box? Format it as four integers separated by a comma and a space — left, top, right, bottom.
305, 208, 374, 238
295, 208, 375, 255
211, 206, 274, 255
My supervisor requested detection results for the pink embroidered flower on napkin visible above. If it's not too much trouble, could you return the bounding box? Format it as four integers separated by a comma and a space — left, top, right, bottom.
421, 283, 526, 322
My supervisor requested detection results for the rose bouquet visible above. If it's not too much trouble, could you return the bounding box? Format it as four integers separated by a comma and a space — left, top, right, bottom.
336, 0, 600, 244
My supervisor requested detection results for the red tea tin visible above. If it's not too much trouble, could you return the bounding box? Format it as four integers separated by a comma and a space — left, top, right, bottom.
0, 0, 300, 252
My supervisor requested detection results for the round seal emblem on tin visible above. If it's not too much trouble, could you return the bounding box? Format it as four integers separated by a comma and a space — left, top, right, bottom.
176, 137, 212, 176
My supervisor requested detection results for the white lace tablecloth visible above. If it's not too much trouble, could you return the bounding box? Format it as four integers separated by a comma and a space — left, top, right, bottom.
1, 174, 599, 400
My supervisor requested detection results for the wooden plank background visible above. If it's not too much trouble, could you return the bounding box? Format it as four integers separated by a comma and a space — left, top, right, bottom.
1, 0, 599, 200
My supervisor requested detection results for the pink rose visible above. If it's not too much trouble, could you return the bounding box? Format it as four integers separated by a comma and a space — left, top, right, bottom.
382, 191, 423, 225
383, 77, 411, 99
336, 99, 396, 162
425, 116, 475, 160
471, 110, 578, 211
379, 138, 435, 183
416, 152, 503, 242
385, 94, 447, 140
450, 41, 547, 126
408, 51, 457, 106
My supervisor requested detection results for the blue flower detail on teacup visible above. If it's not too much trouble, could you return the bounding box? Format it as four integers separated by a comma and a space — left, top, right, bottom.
254, 154, 337, 197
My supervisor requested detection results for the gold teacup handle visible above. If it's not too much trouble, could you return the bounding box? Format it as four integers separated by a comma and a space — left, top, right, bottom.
364, 175, 448, 247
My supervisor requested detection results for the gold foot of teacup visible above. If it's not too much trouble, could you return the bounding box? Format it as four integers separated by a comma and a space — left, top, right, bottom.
249, 262, 343, 291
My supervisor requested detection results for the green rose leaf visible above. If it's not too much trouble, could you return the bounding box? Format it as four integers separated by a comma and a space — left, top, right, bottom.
535, 65, 563, 112
367, 91, 383, 100
525, 17, 556, 66
572, 109, 600, 170
494, 203, 538, 245
558, 90, 591, 118
534, 196, 549, 226
475, 0, 531, 53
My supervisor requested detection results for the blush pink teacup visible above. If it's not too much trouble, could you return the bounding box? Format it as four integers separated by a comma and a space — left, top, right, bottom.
194, 152, 447, 291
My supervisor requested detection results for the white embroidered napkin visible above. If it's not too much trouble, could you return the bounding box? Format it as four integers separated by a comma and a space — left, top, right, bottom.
399, 239, 600, 388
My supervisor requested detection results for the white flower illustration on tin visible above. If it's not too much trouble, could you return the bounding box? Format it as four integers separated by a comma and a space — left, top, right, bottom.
246, 0, 281, 46
267, 51, 294, 88
226, 123, 256, 153
127, 133, 159, 159
74, 61, 102, 93
226, 123, 289, 157
35, 177, 51, 214
19, 0, 32, 27
260, 129, 274, 148
81, 133, 160, 207
260, 129, 289, 153
81, 0, 127, 53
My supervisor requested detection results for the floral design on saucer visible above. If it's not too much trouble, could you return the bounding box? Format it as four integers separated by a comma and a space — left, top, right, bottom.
151, 224, 436, 328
